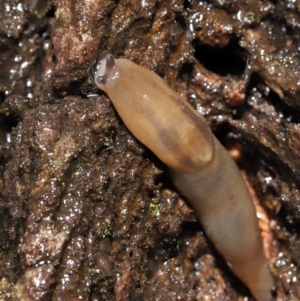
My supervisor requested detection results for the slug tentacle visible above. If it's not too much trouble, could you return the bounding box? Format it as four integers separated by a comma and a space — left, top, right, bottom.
95, 54, 117, 91
94, 54, 274, 301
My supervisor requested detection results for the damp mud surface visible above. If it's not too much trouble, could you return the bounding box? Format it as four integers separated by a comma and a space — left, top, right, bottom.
1, 0, 300, 300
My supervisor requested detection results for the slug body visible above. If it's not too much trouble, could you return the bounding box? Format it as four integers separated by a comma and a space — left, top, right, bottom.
95, 54, 273, 301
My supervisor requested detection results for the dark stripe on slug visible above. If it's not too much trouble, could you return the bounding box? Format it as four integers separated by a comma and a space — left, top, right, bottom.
156, 123, 201, 169
136, 69, 214, 152
134, 99, 207, 170
168, 93, 213, 146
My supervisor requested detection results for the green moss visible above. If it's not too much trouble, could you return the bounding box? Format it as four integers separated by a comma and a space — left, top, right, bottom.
149, 203, 159, 216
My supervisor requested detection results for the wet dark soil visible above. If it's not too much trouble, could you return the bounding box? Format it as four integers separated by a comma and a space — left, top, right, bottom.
1, 0, 300, 300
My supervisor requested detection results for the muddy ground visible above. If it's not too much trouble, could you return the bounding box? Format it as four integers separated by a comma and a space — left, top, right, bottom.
0, 0, 300, 300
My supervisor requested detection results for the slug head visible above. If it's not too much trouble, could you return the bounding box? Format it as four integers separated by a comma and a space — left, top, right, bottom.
95, 54, 118, 93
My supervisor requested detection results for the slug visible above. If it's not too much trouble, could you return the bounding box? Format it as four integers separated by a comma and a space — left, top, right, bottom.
95, 54, 274, 301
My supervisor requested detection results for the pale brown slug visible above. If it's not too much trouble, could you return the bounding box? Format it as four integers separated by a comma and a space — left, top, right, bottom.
95, 54, 274, 301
